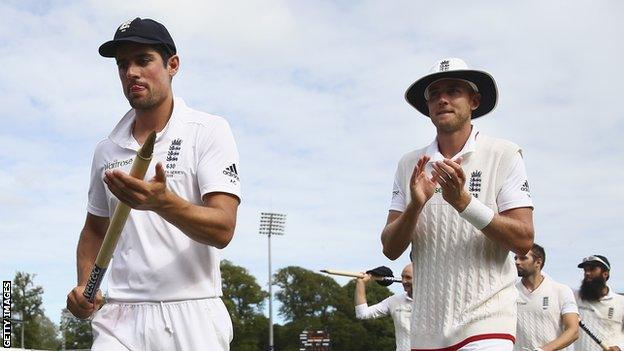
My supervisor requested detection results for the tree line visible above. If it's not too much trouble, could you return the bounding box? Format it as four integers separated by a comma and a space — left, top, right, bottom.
7, 261, 397, 350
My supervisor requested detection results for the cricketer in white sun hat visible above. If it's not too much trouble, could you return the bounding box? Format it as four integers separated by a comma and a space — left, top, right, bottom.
405, 57, 498, 119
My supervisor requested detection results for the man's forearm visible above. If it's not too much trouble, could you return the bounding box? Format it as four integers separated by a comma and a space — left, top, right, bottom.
540, 313, 579, 351
354, 281, 367, 306
541, 327, 579, 350
480, 208, 534, 255
155, 191, 237, 248
76, 229, 105, 285
381, 203, 422, 260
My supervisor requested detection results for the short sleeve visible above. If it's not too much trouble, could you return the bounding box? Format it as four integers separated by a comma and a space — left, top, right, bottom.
559, 284, 579, 315
196, 118, 241, 201
496, 152, 534, 213
87, 145, 110, 217
389, 162, 407, 212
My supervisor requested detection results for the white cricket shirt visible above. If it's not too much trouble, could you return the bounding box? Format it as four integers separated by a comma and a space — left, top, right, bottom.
389, 128, 534, 349
514, 274, 578, 351
87, 97, 241, 301
390, 127, 533, 213
355, 293, 412, 351
575, 289, 624, 351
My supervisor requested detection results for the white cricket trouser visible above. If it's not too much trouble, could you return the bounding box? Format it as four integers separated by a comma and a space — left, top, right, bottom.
91, 298, 233, 351
458, 339, 514, 350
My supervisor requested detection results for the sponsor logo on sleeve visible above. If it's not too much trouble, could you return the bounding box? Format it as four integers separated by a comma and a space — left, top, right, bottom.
223, 164, 240, 184
521, 180, 531, 198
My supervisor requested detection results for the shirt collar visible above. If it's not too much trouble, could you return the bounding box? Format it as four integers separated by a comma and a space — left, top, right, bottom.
108, 97, 186, 150
601, 288, 615, 300
424, 125, 479, 163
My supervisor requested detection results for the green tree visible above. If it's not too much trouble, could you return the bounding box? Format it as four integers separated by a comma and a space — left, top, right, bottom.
273, 267, 397, 351
221, 260, 269, 351
273, 266, 346, 322
273, 266, 358, 351
338, 279, 396, 350
11, 271, 60, 349
60, 308, 93, 349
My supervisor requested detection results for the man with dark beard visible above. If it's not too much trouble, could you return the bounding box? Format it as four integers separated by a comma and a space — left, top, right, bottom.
514, 244, 578, 351
575, 255, 624, 351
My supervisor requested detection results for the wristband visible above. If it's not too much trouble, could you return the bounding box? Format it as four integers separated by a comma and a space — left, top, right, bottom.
459, 195, 494, 230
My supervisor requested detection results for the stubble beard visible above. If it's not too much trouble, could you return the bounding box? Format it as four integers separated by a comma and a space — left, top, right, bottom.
516, 266, 534, 278
128, 92, 160, 110
433, 111, 471, 135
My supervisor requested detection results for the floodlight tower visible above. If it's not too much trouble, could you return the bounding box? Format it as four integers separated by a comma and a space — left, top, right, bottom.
259, 212, 286, 351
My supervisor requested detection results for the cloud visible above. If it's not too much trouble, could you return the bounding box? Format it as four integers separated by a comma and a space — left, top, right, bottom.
1, 0, 623, 327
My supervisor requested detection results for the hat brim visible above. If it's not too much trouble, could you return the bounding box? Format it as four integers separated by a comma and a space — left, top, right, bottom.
577, 261, 609, 270
98, 37, 174, 58
405, 70, 498, 119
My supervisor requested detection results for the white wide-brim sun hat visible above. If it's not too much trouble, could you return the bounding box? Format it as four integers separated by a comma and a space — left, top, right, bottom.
405, 58, 498, 119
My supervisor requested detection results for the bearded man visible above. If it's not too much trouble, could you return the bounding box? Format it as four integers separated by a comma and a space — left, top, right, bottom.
575, 255, 624, 351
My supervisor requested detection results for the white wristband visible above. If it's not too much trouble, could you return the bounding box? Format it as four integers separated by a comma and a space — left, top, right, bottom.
459, 195, 494, 230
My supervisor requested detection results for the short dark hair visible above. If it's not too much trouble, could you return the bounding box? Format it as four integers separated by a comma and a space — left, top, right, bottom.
153, 44, 173, 67
114, 43, 174, 68
531, 243, 546, 269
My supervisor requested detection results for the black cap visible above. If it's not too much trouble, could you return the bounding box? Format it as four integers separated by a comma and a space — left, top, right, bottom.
99, 18, 176, 58
366, 266, 393, 278
578, 255, 611, 271
366, 266, 395, 287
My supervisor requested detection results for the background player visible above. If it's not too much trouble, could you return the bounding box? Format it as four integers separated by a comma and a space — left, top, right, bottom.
355, 264, 413, 351
514, 243, 578, 351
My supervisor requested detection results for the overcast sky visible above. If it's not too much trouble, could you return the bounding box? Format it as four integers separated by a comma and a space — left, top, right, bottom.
1, 0, 623, 326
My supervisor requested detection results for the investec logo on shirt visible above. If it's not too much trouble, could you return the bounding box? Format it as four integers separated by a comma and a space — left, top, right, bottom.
104, 158, 133, 171
2, 281, 11, 347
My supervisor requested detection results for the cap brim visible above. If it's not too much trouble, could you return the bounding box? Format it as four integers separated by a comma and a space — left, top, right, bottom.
577, 261, 609, 270
405, 70, 498, 119
98, 37, 171, 58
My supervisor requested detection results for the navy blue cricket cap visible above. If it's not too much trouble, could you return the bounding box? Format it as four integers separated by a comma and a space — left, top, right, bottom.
99, 18, 176, 58
578, 255, 611, 271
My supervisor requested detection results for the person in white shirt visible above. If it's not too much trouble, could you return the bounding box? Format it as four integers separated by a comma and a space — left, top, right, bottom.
66, 18, 240, 350
355, 264, 413, 351
381, 58, 535, 351
514, 243, 579, 351
574, 255, 624, 351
